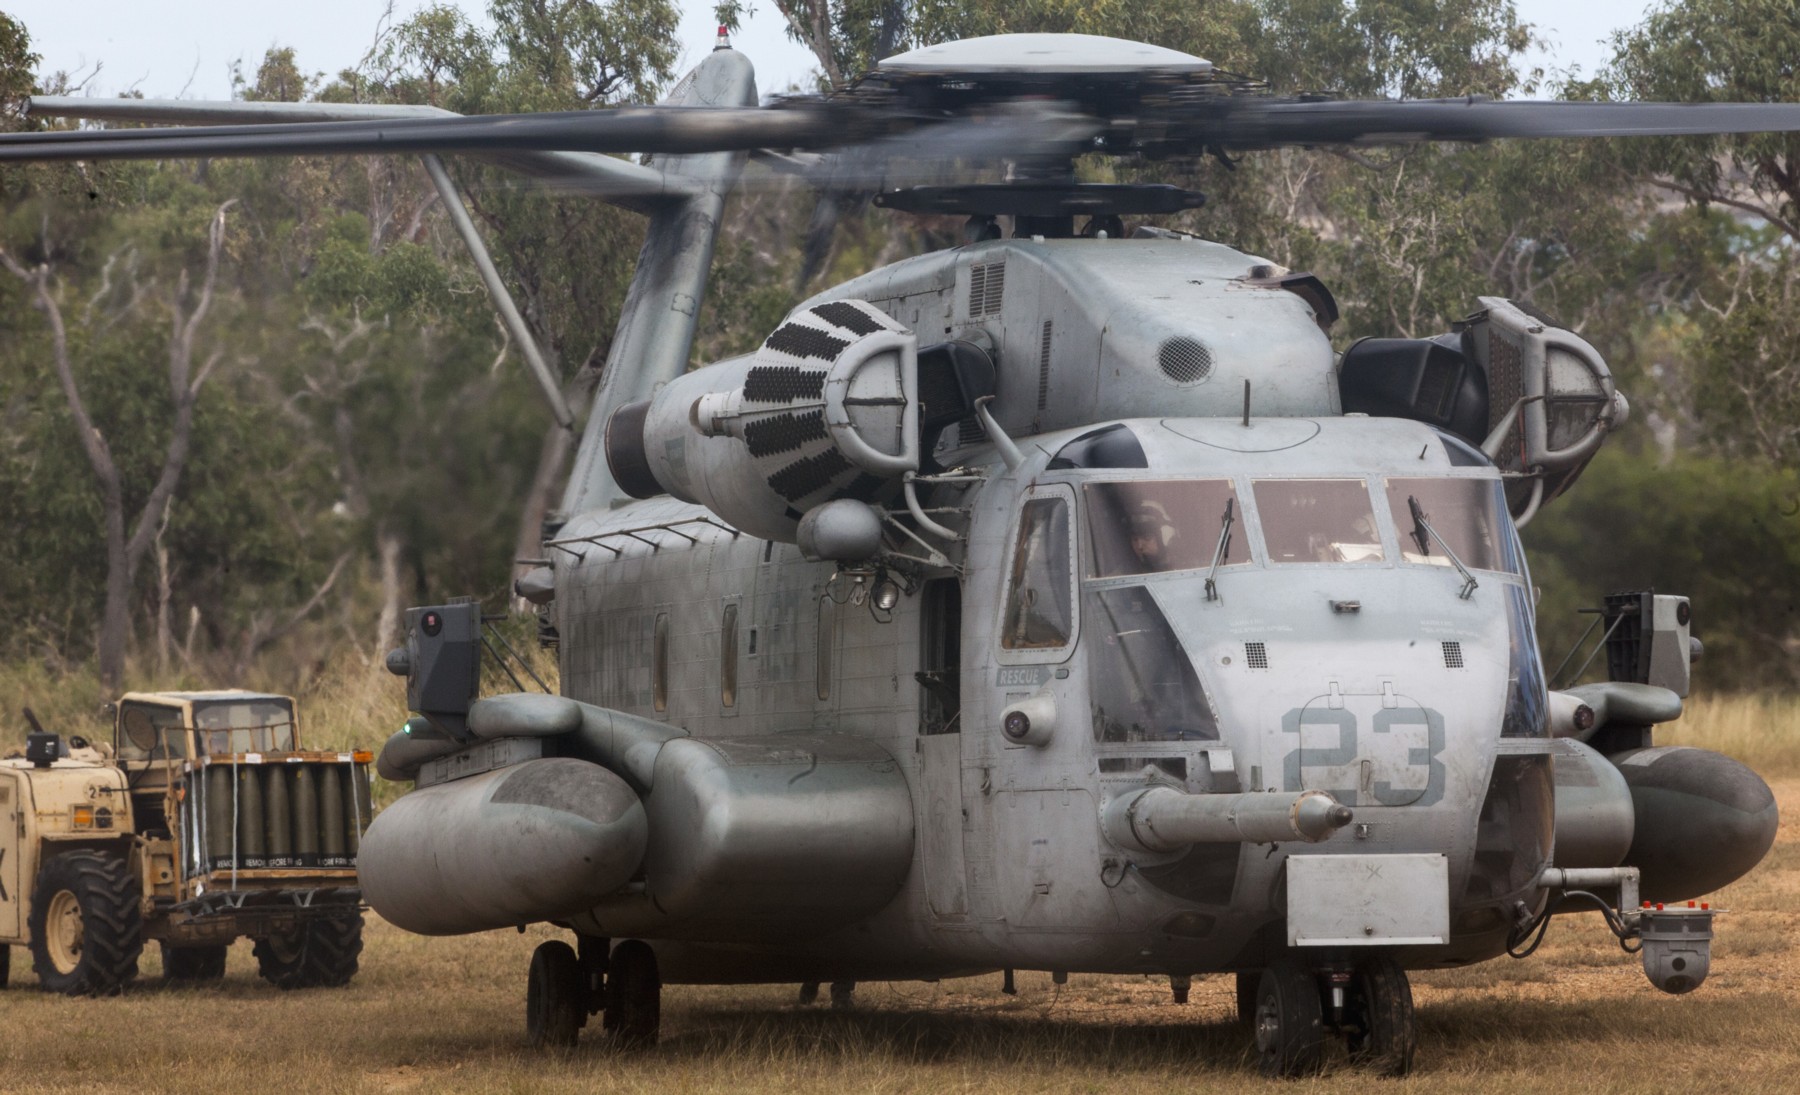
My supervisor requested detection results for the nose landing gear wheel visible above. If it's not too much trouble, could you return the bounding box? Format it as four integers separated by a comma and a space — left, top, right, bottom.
526, 941, 584, 1048
604, 939, 661, 1049
1344, 955, 1416, 1076
1253, 960, 1325, 1078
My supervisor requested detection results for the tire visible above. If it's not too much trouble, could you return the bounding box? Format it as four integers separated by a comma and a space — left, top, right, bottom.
252, 910, 363, 989
526, 941, 584, 1048
1345, 955, 1416, 1077
607, 939, 661, 1050
1, 943, 10, 988
1252, 959, 1325, 1078
161, 942, 228, 983
27, 851, 143, 996
1235, 970, 1259, 1028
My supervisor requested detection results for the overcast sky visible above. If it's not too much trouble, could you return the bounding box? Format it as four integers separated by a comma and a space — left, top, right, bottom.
13, 0, 1654, 103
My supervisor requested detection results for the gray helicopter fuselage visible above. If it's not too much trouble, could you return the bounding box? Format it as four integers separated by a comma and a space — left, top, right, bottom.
550, 414, 1542, 979
544, 237, 1549, 980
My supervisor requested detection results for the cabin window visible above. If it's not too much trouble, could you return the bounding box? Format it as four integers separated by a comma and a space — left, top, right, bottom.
116, 703, 188, 762
721, 603, 739, 708
653, 612, 670, 712
1001, 497, 1074, 649
816, 597, 835, 701
1086, 587, 1218, 743
1085, 480, 1245, 577
1384, 477, 1515, 573
1252, 479, 1385, 564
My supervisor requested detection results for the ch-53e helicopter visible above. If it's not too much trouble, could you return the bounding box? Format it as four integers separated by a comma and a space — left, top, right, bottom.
8, 29, 1790, 1077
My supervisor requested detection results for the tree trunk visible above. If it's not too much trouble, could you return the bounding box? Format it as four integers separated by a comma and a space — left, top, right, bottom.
376, 528, 404, 658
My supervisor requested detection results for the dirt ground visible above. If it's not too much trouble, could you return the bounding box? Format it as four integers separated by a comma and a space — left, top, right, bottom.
1, 781, 1795, 1094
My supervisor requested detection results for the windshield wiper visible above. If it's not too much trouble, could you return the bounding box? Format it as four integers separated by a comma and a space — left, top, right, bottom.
1204, 497, 1235, 602
1408, 494, 1478, 600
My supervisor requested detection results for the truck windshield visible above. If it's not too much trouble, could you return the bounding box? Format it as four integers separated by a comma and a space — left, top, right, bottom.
1085, 480, 1246, 577
1253, 478, 1385, 564
1383, 477, 1515, 573
193, 699, 297, 754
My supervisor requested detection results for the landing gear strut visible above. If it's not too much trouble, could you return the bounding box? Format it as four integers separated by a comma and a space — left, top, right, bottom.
524, 935, 662, 1049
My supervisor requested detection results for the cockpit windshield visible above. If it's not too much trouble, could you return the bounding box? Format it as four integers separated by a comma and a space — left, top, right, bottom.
1384, 477, 1515, 573
1252, 478, 1386, 564
1085, 480, 1246, 577
193, 698, 297, 754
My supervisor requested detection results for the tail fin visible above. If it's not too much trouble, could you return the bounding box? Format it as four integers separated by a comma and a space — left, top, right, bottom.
560, 47, 758, 516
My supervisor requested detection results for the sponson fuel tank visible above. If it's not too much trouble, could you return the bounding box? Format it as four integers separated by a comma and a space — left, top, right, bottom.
571, 733, 915, 940
360, 757, 647, 935
363, 692, 917, 940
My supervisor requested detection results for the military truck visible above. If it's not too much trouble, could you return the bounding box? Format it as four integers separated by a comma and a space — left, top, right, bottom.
0, 692, 371, 994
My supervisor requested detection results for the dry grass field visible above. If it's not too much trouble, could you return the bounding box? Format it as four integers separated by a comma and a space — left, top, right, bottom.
2, 684, 1795, 1093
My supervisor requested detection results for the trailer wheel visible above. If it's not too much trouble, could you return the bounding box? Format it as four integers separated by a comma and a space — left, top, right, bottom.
161, 942, 228, 983
252, 910, 363, 989
27, 851, 143, 996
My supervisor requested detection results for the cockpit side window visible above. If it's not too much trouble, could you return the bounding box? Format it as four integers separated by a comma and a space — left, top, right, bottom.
1086, 587, 1218, 743
1253, 479, 1386, 564
1384, 477, 1515, 573
1001, 497, 1074, 649
1085, 480, 1245, 578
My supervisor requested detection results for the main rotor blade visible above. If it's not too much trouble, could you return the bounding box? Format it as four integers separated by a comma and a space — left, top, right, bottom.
1183, 97, 1800, 148
0, 103, 881, 162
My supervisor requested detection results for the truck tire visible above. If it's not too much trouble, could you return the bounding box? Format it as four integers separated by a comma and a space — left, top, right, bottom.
27, 851, 143, 995
161, 942, 228, 983
252, 910, 363, 989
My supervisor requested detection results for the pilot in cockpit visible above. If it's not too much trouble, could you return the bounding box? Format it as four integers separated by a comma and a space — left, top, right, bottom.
1128, 501, 1175, 572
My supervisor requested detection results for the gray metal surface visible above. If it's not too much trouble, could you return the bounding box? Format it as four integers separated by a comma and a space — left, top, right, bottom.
359, 757, 647, 934
1286, 854, 1449, 946
878, 34, 1214, 76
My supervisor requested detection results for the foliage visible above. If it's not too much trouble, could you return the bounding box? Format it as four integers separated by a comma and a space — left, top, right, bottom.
1525, 441, 1800, 691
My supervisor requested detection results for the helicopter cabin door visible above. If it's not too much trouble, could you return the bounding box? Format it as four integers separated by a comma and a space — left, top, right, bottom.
973, 483, 1115, 929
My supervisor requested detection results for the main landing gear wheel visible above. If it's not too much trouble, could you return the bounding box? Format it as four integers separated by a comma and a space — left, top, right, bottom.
526, 941, 584, 1048
27, 851, 142, 996
1253, 960, 1325, 1078
1344, 955, 1416, 1077
604, 939, 661, 1049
